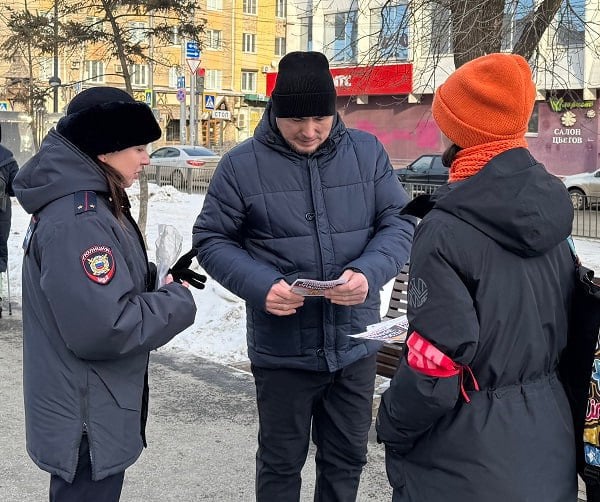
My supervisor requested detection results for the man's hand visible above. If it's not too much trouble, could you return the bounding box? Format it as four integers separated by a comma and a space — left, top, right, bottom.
266, 280, 305, 316
323, 269, 368, 306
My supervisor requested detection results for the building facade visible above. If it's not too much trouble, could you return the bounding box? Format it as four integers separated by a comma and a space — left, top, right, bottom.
0, 0, 288, 157
281, 0, 599, 175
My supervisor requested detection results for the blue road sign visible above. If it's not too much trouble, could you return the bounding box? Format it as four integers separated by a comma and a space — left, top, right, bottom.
177, 76, 185, 89
204, 95, 215, 110
176, 88, 186, 103
186, 41, 200, 59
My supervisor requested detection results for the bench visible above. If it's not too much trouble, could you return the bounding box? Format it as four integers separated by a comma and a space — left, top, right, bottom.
375, 264, 409, 378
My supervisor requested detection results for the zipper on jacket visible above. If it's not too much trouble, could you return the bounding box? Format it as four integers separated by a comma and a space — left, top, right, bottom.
307, 156, 330, 362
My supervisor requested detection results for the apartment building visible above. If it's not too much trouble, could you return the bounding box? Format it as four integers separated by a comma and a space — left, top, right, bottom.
0, 0, 287, 156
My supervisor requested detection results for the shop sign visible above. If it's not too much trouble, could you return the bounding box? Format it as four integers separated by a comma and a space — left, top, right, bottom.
552, 127, 583, 144
266, 64, 413, 97
548, 97, 594, 113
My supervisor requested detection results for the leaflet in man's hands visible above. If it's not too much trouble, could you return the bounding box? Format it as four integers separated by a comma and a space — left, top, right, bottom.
290, 278, 347, 296
349, 315, 409, 342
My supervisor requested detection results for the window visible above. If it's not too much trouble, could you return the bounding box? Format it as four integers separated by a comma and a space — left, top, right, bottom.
205, 69, 223, 90
207, 0, 222, 10
129, 22, 147, 44
207, 30, 222, 50
166, 119, 180, 142
85, 16, 104, 33
243, 33, 256, 53
130, 64, 148, 87
370, 3, 409, 60
527, 103, 539, 134
555, 0, 585, 47
237, 110, 247, 129
84, 60, 104, 83
169, 67, 179, 88
502, 0, 534, 50
276, 0, 286, 18
40, 57, 55, 80
300, 16, 313, 51
243, 0, 257, 15
241, 71, 257, 92
275, 37, 286, 56
431, 2, 452, 54
324, 11, 358, 63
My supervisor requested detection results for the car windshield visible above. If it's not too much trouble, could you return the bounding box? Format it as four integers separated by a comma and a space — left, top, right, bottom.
181, 147, 217, 157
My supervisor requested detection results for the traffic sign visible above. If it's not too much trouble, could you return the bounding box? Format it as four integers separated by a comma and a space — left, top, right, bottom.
0, 101, 9, 111
187, 59, 201, 73
176, 88, 186, 103
177, 76, 185, 89
204, 95, 215, 110
186, 41, 200, 59
144, 89, 153, 106
212, 110, 231, 120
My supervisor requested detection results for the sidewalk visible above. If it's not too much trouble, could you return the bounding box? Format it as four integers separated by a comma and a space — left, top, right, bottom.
0, 307, 391, 502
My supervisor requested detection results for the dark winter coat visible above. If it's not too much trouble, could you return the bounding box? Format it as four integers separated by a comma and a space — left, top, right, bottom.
0, 143, 19, 272
376, 148, 577, 501
193, 106, 415, 371
13, 130, 197, 482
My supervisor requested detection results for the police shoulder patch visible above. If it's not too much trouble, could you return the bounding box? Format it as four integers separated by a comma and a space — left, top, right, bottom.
81, 245, 116, 284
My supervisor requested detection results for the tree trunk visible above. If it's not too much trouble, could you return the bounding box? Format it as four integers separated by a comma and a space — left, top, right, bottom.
451, 0, 506, 68
513, 0, 563, 61
138, 171, 149, 248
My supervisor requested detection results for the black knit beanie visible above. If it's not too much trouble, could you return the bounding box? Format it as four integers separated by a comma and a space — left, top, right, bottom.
56, 86, 161, 158
271, 51, 337, 118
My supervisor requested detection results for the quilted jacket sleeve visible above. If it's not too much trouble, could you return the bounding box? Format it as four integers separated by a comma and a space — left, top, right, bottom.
376, 216, 479, 454
192, 154, 283, 310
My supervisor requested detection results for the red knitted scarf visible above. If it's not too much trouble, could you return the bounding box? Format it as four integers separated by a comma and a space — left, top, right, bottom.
449, 138, 528, 183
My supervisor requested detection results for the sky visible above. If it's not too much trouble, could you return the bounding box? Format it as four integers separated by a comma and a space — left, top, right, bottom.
4, 182, 600, 365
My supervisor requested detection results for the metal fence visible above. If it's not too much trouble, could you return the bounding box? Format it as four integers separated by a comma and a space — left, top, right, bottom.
571, 195, 600, 239
144, 162, 218, 194
402, 182, 600, 240
143, 169, 600, 240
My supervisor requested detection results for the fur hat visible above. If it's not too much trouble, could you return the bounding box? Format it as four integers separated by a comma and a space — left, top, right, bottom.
271, 51, 337, 118
56, 86, 161, 158
432, 53, 537, 148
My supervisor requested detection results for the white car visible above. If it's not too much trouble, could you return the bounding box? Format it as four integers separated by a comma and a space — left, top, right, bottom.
147, 145, 221, 189
560, 170, 600, 210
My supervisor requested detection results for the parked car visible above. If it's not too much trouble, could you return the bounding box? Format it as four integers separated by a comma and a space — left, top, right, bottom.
394, 154, 448, 185
560, 170, 600, 210
147, 145, 221, 189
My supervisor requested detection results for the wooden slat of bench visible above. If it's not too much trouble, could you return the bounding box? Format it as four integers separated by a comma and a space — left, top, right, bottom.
376, 263, 410, 378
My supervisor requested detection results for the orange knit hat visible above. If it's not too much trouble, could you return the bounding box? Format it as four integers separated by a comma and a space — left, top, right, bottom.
432, 53, 536, 149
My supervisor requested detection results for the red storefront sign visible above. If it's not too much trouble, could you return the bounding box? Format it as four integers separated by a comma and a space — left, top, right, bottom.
266, 63, 413, 97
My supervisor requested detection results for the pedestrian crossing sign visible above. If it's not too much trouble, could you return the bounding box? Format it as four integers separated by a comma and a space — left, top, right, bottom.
204, 95, 215, 110
0, 101, 9, 111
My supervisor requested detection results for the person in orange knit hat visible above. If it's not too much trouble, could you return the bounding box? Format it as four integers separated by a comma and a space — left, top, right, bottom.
377, 53, 577, 501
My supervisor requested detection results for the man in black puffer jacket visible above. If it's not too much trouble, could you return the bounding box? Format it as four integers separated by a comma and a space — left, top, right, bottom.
193, 51, 415, 501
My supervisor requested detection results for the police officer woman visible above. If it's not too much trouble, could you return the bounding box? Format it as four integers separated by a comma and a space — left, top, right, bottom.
13, 87, 199, 501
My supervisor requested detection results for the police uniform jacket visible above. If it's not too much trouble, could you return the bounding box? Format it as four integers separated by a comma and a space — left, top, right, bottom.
13, 130, 197, 482
193, 105, 415, 372
376, 148, 577, 501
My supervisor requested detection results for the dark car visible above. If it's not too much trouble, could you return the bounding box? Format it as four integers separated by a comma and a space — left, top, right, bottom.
394, 154, 448, 185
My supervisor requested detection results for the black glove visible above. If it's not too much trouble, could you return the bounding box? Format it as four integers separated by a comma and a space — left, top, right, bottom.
168, 249, 207, 289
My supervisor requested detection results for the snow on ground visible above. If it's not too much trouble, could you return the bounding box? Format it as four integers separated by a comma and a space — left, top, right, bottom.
4, 182, 600, 365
